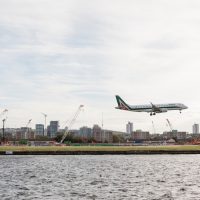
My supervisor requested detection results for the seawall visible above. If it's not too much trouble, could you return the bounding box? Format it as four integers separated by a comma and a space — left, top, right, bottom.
2, 150, 200, 155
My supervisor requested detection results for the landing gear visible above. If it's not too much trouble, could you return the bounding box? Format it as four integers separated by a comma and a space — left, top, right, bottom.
150, 112, 156, 116
180, 110, 182, 114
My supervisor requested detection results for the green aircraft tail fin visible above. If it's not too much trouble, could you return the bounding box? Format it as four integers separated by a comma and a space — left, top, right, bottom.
115, 95, 131, 110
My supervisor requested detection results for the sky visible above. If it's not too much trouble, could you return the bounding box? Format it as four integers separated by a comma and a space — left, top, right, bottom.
0, 0, 200, 133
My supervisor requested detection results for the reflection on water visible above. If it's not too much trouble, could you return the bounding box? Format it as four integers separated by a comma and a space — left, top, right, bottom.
0, 155, 200, 200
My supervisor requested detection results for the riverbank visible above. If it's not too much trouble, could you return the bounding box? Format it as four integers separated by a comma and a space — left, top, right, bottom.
1, 145, 200, 155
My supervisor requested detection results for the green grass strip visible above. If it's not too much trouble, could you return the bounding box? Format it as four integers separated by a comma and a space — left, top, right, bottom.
0, 145, 200, 152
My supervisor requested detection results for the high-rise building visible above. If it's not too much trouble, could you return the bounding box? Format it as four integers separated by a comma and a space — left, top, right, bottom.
35, 124, 44, 136
49, 121, 59, 138
193, 124, 199, 134
126, 122, 133, 134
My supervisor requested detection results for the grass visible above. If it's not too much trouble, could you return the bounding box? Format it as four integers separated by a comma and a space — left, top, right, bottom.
0, 145, 200, 152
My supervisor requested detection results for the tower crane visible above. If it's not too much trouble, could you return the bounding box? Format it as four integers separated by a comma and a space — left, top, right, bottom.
41, 113, 47, 136
25, 119, 32, 139
0, 109, 8, 118
2, 117, 7, 143
60, 105, 84, 144
166, 119, 173, 132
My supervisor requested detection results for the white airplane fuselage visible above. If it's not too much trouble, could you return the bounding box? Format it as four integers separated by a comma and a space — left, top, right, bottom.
115, 95, 188, 115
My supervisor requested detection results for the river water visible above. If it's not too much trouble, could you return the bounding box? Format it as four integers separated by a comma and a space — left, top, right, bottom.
0, 155, 200, 200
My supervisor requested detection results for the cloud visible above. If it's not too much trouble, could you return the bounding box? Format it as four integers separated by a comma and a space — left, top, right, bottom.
144, 36, 180, 50
0, 0, 200, 133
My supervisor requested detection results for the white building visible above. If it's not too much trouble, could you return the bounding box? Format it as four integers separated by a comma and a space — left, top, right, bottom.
193, 123, 199, 134
126, 122, 133, 134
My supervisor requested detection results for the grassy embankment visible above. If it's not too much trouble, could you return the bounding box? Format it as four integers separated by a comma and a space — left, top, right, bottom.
0, 145, 200, 152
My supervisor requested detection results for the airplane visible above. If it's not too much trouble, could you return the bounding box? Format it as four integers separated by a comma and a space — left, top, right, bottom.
115, 95, 188, 116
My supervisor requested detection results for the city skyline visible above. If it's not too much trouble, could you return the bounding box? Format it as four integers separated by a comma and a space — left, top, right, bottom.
2, 119, 199, 135
1, 1, 200, 133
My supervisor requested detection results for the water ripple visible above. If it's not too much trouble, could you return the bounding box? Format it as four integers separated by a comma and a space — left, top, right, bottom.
0, 155, 200, 199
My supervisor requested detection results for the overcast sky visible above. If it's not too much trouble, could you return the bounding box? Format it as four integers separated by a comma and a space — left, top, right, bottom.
0, 0, 200, 133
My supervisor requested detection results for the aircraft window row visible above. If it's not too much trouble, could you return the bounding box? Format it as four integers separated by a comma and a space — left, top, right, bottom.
133, 104, 180, 109
157, 104, 178, 107
134, 106, 150, 109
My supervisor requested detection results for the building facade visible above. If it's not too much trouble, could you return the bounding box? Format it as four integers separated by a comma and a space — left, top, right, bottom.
79, 126, 92, 139
131, 130, 150, 140
176, 132, 187, 140
15, 127, 32, 140
193, 124, 199, 134
92, 124, 102, 142
102, 131, 113, 143
49, 121, 59, 138
126, 122, 133, 134
163, 130, 187, 140
35, 124, 44, 136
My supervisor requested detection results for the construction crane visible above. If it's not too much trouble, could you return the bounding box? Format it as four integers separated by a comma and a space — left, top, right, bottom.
25, 119, 32, 139
2, 117, 7, 143
0, 109, 8, 118
166, 119, 173, 132
41, 113, 47, 136
60, 105, 84, 144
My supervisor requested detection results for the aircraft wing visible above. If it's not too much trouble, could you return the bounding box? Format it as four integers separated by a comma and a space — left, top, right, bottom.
150, 102, 162, 112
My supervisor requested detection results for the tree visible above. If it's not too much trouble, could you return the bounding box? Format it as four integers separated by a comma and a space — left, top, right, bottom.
19, 139, 28, 145
113, 134, 124, 143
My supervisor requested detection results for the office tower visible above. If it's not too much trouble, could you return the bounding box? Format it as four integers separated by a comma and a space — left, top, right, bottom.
193, 123, 199, 134
126, 122, 133, 134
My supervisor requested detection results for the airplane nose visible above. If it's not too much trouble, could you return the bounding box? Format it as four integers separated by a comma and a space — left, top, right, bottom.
184, 105, 188, 109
